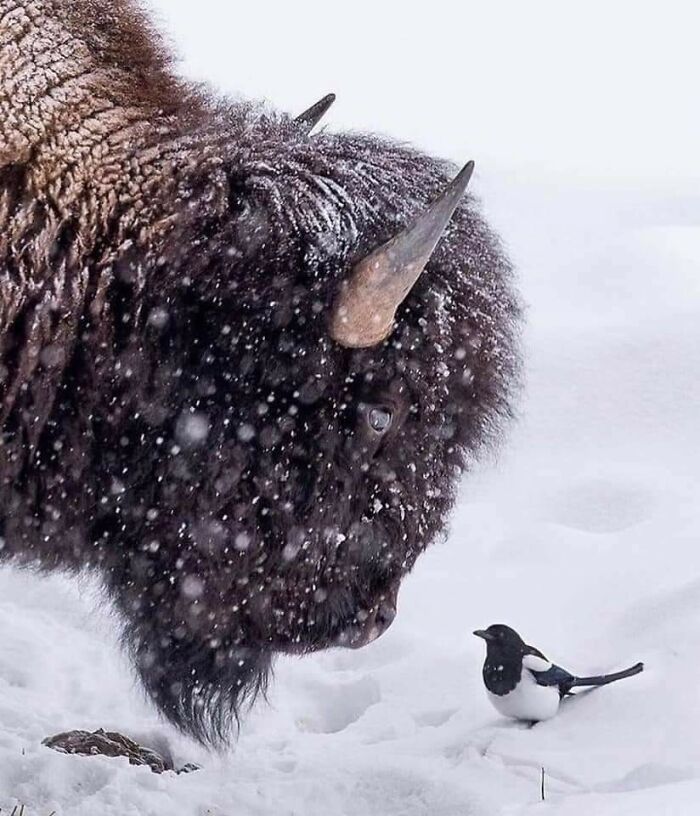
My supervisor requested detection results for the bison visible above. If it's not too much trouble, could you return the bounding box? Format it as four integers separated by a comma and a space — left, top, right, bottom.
0, 0, 521, 745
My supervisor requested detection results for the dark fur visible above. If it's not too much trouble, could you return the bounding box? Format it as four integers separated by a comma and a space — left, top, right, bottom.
0, 0, 521, 744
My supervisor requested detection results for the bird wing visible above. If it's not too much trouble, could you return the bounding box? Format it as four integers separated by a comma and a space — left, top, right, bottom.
523, 647, 575, 693
529, 663, 574, 686
522, 651, 552, 673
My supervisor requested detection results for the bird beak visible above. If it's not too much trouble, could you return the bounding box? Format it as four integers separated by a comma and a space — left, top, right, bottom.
473, 630, 493, 641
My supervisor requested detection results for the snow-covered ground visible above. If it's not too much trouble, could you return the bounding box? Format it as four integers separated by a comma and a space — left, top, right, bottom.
1, 174, 698, 815
3, 2, 700, 813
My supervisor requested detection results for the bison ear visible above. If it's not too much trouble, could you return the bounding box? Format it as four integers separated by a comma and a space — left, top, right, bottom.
295, 93, 336, 133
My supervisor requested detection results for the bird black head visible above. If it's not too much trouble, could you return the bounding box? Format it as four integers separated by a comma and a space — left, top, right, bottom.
473, 624, 527, 658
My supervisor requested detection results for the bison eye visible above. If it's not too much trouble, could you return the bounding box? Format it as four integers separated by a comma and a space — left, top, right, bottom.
368, 406, 393, 433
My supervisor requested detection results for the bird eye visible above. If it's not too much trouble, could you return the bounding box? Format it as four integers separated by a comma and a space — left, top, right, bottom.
368, 406, 393, 433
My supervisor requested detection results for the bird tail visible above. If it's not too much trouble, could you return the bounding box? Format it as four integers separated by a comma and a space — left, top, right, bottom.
569, 662, 644, 688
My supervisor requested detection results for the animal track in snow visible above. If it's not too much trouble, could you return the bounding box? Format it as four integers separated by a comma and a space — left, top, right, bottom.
597, 763, 697, 793
295, 675, 381, 734
413, 708, 458, 728
272, 758, 298, 773
548, 478, 654, 533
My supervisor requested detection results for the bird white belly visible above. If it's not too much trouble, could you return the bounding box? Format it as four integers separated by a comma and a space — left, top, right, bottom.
487, 671, 560, 722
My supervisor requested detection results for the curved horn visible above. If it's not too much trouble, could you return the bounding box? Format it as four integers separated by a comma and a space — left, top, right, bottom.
329, 160, 475, 349
296, 93, 336, 132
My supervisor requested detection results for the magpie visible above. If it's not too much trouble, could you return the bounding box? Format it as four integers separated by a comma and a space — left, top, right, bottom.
473, 624, 644, 722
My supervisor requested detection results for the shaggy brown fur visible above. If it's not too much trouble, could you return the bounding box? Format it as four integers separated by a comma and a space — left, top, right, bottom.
1, 0, 195, 445
0, 0, 287, 566
0, 0, 521, 745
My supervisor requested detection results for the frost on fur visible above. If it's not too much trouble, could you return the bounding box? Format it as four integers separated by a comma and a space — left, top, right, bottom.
0, 0, 521, 744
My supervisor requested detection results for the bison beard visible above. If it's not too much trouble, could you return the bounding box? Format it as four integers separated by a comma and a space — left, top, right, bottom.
0, 0, 521, 745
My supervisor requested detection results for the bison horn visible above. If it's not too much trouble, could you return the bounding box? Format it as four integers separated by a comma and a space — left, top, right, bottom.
329, 160, 475, 348
296, 93, 336, 132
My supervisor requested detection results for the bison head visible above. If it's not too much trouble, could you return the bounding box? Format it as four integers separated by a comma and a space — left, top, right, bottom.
0, 0, 520, 744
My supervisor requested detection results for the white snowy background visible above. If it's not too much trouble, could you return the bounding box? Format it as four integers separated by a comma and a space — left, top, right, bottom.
1, 1, 699, 813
